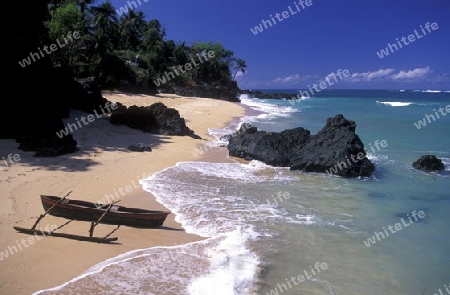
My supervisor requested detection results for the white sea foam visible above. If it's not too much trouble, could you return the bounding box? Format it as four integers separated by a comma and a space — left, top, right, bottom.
442, 157, 450, 169
238, 93, 253, 100
140, 161, 296, 237
292, 214, 318, 225
207, 126, 239, 147
207, 94, 297, 147
376, 100, 414, 107
187, 230, 260, 295
33, 160, 297, 295
366, 153, 390, 165
423, 90, 442, 93
137, 161, 301, 293
239, 96, 298, 123
208, 95, 299, 146
412, 90, 445, 93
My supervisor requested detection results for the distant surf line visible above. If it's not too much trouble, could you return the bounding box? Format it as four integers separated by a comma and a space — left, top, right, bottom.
376, 101, 414, 107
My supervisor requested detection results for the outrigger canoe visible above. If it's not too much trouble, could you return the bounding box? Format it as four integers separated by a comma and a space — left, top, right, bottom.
13, 192, 171, 244
40, 195, 170, 228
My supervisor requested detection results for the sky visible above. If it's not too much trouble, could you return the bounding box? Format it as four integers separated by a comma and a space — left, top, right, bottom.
106, 0, 450, 90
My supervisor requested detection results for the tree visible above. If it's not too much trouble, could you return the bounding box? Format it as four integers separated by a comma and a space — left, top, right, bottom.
232, 58, 247, 81
90, 0, 119, 53
191, 41, 235, 84
119, 10, 147, 52
89, 1, 120, 80
35, 0, 245, 92
45, 2, 84, 70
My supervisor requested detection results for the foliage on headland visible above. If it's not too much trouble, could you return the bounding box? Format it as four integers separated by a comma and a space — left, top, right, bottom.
0, 0, 245, 156
2, 0, 246, 156
37, 0, 246, 94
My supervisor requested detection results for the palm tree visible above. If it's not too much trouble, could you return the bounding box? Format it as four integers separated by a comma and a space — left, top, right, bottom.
232, 58, 247, 80
119, 9, 147, 52
77, 0, 95, 15
90, 1, 119, 53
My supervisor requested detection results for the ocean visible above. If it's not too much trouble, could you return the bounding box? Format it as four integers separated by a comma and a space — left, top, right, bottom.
35, 89, 450, 295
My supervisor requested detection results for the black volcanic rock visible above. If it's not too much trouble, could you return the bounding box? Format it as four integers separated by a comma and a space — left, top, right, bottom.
240, 90, 297, 100
110, 102, 198, 137
18, 134, 78, 157
128, 143, 152, 152
70, 77, 110, 114
226, 114, 375, 178
159, 84, 240, 102
412, 155, 445, 171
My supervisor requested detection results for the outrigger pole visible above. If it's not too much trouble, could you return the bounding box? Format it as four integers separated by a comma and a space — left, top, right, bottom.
31, 191, 72, 230
13, 191, 120, 244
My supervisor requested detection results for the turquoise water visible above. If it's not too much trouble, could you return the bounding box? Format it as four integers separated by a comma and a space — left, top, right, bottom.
35, 90, 450, 295
237, 89, 450, 294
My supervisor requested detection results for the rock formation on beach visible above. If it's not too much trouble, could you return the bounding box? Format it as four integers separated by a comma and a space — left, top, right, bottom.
4, 76, 113, 157
226, 114, 375, 177
159, 81, 241, 102
412, 155, 445, 171
110, 102, 199, 138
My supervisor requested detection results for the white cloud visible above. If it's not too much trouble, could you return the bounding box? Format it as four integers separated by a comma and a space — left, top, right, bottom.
272, 74, 312, 84
346, 67, 431, 82
244, 67, 436, 88
430, 73, 450, 82
391, 67, 431, 81
348, 69, 395, 82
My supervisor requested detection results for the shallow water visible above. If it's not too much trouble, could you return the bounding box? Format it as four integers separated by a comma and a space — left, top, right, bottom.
35, 90, 450, 295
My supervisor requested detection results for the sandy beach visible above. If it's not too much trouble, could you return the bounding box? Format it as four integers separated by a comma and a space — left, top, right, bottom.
0, 92, 245, 295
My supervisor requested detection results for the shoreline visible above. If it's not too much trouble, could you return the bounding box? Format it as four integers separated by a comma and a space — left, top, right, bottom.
0, 92, 245, 295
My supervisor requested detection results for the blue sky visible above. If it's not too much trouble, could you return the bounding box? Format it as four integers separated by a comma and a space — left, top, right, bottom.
107, 0, 450, 90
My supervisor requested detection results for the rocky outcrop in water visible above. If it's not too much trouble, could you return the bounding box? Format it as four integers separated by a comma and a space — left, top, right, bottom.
412, 155, 445, 171
226, 114, 375, 177
240, 90, 297, 100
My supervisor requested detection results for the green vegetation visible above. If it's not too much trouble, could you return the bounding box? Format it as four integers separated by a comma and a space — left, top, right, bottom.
42, 0, 247, 92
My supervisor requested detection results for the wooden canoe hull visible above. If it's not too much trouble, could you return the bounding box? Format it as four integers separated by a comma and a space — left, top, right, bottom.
41, 195, 170, 228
